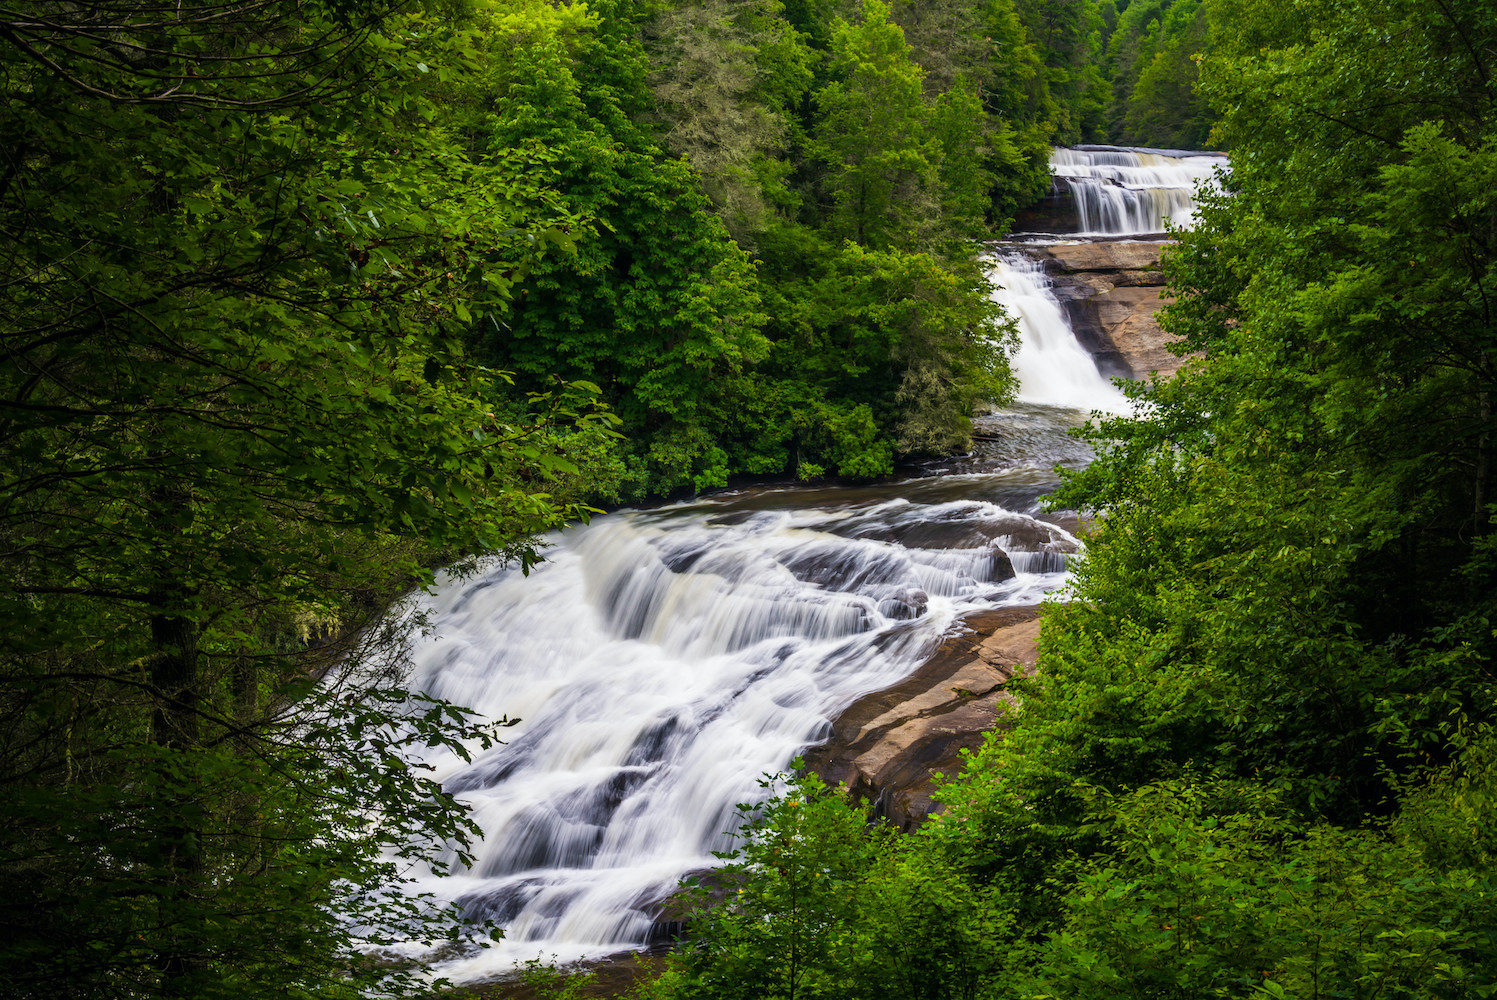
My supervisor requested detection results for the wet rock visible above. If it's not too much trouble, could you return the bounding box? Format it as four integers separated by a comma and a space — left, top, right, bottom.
803, 605, 1042, 831
1037, 239, 1168, 278
995, 518, 1078, 552
878, 588, 929, 620
851, 511, 1075, 555
1012, 183, 1080, 234
1025, 241, 1189, 381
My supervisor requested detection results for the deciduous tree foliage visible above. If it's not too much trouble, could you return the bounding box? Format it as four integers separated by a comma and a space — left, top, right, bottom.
647, 769, 1009, 1000
636, 0, 1497, 996
930, 0, 1497, 991
463, 0, 773, 495
1010, 0, 1110, 141
0, 2, 615, 996
464, 0, 1121, 494
1104, 0, 1217, 148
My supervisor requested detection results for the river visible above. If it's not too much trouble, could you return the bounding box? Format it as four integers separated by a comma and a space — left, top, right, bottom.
394, 144, 1227, 983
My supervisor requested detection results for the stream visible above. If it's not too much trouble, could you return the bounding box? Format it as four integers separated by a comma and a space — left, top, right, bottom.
395, 144, 1227, 982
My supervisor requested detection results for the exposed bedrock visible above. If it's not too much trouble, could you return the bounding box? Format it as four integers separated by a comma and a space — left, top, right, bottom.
803, 605, 1041, 831
1027, 241, 1188, 382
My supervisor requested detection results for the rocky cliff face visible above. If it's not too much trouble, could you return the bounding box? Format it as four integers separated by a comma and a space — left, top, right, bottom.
1029, 240, 1186, 382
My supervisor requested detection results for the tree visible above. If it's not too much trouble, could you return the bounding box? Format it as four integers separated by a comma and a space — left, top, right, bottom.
467, 0, 771, 496
1101, 0, 1216, 148
1011, 0, 1109, 141
655, 769, 1009, 1000
0, 1, 614, 996
812, 0, 942, 249
640, 0, 816, 244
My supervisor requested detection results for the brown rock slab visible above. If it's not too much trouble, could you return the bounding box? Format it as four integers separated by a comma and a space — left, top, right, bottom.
803, 605, 1042, 831
1035, 240, 1168, 278
1096, 285, 1187, 380
1023, 240, 1189, 381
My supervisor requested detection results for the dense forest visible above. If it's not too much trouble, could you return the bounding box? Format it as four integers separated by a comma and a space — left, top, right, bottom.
628, 1, 1497, 999
4, 0, 1494, 998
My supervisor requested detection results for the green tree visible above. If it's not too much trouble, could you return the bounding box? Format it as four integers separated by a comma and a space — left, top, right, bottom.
923, 0, 1497, 992
653, 769, 1009, 1000
0, 1, 614, 996
812, 0, 942, 249
1102, 0, 1216, 147
744, 227, 1013, 475
1122, 0, 1213, 147
1012, 0, 1109, 141
640, 0, 817, 244
468, 0, 771, 496
1029, 781, 1497, 999
974, 0, 1057, 223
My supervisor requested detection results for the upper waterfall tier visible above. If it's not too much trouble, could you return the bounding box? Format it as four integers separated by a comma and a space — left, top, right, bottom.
1037, 145, 1228, 237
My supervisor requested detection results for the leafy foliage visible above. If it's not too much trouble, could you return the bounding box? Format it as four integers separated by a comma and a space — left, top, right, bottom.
651, 769, 1008, 1000
919, 0, 1497, 993
1104, 0, 1218, 148
452, 0, 1052, 495
0, 1, 617, 996
635, 1, 1497, 998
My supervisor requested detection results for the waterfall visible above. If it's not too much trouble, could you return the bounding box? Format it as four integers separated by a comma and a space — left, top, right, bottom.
390, 143, 1225, 984
400, 495, 1075, 981
985, 253, 1132, 414
983, 143, 1227, 409
1051, 145, 1226, 236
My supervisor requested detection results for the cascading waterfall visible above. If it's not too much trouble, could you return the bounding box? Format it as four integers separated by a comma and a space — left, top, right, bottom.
983, 143, 1227, 414
985, 253, 1132, 414
1050, 145, 1226, 236
399, 495, 1076, 981
393, 143, 1225, 984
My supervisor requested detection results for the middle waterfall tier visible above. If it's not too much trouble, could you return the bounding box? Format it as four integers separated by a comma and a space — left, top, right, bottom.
984, 253, 1132, 414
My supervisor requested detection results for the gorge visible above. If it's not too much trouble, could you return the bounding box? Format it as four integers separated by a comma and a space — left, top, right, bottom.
399, 146, 1227, 984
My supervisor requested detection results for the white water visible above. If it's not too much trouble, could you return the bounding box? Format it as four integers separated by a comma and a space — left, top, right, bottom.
401, 496, 1075, 979
391, 143, 1223, 983
986, 254, 1132, 414
1051, 145, 1226, 236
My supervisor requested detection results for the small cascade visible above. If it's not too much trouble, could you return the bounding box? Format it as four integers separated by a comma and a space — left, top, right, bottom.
1049, 145, 1226, 236
985, 254, 1132, 414
400, 496, 1076, 981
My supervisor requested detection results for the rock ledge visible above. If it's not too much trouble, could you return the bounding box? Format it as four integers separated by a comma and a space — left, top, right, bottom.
1027, 241, 1187, 382
803, 605, 1041, 830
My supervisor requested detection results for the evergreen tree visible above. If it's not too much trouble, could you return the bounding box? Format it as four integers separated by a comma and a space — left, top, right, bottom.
813, 0, 942, 248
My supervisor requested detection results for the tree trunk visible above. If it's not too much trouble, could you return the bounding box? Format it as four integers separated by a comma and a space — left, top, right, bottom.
147, 481, 204, 995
